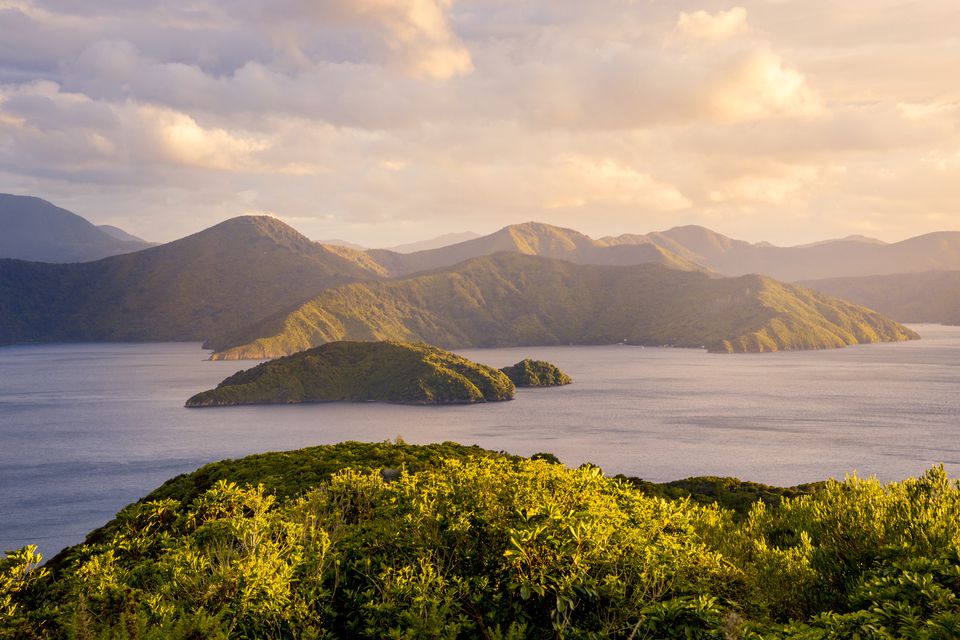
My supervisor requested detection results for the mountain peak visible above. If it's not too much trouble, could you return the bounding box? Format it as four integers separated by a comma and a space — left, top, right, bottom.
194, 215, 315, 251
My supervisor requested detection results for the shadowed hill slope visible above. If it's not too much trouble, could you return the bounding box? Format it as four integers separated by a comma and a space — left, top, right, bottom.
800, 270, 960, 325
0, 193, 153, 262
0, 216, 386, 344
210, 252, 917, 359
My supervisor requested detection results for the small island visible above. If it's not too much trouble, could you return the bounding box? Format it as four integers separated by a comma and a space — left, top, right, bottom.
186, 341, 515, 407
500, 358, 572, 387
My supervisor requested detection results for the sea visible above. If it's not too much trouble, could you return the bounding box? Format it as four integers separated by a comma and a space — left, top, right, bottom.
2, 324, 959, 559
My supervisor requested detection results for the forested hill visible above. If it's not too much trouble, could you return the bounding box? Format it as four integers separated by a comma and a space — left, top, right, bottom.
209, 252, 917, 359
0, 216, 386, 344
186, 341, 516, 406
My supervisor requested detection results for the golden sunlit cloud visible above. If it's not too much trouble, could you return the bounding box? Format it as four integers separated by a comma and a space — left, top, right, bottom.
710, 51, 822, 121
676, 7, 750, 41
546, 156, 691, 212
1, 0, 960, 245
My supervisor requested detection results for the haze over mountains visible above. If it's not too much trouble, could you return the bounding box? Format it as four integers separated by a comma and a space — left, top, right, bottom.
1, 195, 954, 354
0, 194, 154, 262
799, 271, 960, 326
383, 231, 481, 254
641, 226, 960, 282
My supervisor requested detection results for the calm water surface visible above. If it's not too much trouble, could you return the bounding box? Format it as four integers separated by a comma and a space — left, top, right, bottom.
2, 324, 959, 558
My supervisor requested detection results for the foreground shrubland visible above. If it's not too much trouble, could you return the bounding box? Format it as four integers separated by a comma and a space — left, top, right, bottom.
3, 442, 960, 639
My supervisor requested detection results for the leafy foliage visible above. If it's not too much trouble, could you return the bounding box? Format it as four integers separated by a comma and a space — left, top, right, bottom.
500, 359, 572, 387
186, 341, 516, 406
5, 444, 960, 639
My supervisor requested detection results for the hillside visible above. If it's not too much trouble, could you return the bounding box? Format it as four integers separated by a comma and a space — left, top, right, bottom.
500, 358, 572, 387
0, 216, 386, 345
186, 341, 515, 406
800, 270, 960, 324
97, 224, 153, 245
0, 193, 153, 262
209, 252, 917, 359
8, 442, 959, 639
383, 231, 481, 253
645, 225, 960, 281
367, 222, 703, 276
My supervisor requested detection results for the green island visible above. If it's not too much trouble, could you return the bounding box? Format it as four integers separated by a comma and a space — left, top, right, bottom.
4, 441, 960, 639
186, 341, 516, 407
500, 359, 572, 387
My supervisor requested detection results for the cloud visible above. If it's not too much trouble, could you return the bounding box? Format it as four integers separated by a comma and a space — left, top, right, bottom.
2, 0, 960, 246
347, 0, 473, 79
709, 50, 821, 121
676, 7, 749, 41
545, 156, 691, 211
707, 164, 837, 206
252, 0, 473, 79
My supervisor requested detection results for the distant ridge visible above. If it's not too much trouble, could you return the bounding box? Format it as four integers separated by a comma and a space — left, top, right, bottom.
0, 194, 153, 262
0, 215, 386, 345
800, 270, 960, 325
209, 252, 917, 359
97, 225, 154, 245
368, 222, 704, 276
641, 225, 960, 281
383, 231, 481, 253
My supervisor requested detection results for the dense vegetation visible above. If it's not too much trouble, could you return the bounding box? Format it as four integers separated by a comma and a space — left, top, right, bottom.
802, 270, 960, 325
0, 216, 386, 345
500, 359, 572, 387
186, 341, 515, 406
4, 441, 960, 639
210, 252, 917, 359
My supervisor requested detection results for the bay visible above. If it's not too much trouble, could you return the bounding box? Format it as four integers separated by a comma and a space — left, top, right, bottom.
1, 324, 959, 559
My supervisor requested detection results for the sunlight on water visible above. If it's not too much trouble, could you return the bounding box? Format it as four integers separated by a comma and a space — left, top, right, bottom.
1, 324, 959, 558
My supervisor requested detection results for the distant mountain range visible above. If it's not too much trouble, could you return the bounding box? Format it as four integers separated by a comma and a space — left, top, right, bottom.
368, 222, 703, 276
0, 194, 154, 262
1, 194, 950, 353
208, 252, 915, 359
799, 271, 960, 325
0, 216, 385, 344
636, 225, 960, 281
382, 231, 481, 253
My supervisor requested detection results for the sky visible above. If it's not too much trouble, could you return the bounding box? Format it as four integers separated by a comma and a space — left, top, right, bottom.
1, 1, 959, 247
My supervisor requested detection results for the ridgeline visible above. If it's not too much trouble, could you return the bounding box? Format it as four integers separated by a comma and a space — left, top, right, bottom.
209, 253, 918, 359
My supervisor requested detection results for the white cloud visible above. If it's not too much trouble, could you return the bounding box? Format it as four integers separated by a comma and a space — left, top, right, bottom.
709, 50, 821, 121
545, 156, 691, 211
3, 0, 960, 246
676, 7, 750, 41
707, 164, 838, 206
